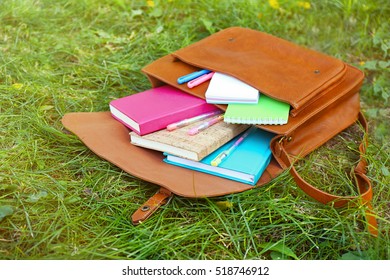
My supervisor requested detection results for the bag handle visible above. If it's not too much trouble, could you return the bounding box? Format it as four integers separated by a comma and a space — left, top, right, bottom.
273, 112, 378, 236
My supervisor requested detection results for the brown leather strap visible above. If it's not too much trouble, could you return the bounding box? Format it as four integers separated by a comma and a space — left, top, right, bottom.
274, 112, 378, 236
131, 187, 173, 225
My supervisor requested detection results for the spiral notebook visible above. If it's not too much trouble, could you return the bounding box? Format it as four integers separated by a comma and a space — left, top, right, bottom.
224, 94, 290, 125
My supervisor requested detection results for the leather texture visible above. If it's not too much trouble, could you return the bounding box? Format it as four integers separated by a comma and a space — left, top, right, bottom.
61, 27, 377, 234
131, 188, 173, 225
171, 27, 346, 112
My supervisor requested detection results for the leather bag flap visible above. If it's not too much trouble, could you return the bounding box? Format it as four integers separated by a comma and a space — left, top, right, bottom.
145, 27, 347, 112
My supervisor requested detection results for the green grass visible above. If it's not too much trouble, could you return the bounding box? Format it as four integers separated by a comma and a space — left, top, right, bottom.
0, 0, 389, 260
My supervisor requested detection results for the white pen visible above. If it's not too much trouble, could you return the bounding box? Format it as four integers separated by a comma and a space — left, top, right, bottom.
166, 110, 222, 131
187, 114, 224, 136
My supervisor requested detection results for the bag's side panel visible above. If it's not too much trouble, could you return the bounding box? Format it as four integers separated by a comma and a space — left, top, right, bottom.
273, 65, 363, 159
278, 91, 360, 159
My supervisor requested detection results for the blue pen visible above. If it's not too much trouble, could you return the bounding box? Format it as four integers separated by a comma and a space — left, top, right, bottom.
177, 69, 211, 84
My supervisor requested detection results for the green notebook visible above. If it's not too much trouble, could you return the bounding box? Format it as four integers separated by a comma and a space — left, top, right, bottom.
224, 94, 290, 125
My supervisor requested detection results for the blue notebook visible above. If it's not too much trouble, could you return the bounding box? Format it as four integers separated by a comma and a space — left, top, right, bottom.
163, 127, 274, 185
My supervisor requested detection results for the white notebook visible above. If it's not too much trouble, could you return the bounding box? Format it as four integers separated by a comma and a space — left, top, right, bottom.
205, 72, 259, 104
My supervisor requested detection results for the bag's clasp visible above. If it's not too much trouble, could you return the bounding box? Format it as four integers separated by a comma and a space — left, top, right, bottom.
278, 136, 286, 144
278, 135, 292, 144
131, 187, 173, 225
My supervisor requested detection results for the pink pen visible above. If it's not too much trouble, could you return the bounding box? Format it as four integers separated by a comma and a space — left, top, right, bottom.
188, 114, 224, 136
187, 72, 215, 88
211, 127, 254, 166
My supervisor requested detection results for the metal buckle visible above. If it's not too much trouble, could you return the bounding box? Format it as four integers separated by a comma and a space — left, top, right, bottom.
278, 136, 286, 144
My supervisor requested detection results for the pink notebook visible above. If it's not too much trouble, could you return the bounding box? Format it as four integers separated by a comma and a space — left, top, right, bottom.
109, 85, 218, 135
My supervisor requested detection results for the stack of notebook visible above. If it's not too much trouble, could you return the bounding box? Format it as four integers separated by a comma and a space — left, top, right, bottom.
108, 69, 290, 185
205, 72, 290, 125
164, 127, 274, 185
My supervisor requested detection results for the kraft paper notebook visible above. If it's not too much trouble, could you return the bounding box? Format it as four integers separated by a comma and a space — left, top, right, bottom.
109, 85, 217, 135
130, 118, 249, 161
164, 127, 274, 185
224, 94, 290, 125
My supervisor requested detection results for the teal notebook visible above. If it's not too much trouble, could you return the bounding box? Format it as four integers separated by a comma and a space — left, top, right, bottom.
224, 94, 290, 125
163, 127, 274, 185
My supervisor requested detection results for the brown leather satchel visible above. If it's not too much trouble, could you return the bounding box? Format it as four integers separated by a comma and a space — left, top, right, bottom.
61, 27, 377, 235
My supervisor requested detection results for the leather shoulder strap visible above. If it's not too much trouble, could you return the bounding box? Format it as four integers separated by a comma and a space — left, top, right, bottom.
273, 112, 378, 236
